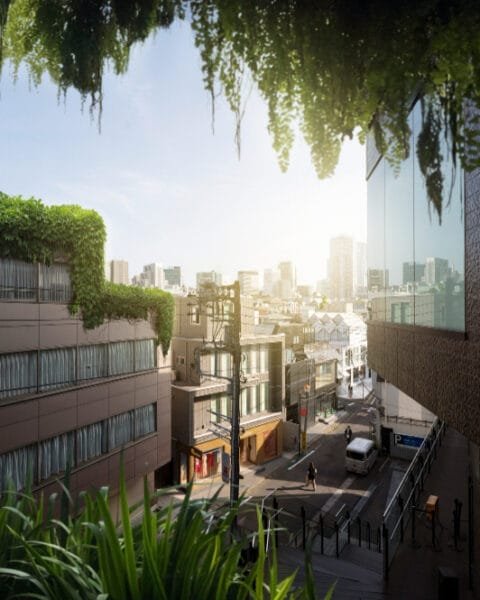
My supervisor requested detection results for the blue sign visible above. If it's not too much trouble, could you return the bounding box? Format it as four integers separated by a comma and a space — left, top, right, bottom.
394, 433, 424, 448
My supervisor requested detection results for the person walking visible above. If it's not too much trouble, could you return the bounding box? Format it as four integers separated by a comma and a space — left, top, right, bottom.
344, 425, 353, 444
305, 461, 317, 491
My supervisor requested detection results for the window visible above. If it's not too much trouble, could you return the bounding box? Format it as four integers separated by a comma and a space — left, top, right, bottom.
0, 258, 37, 300
78, 344, 108, 381
77, 421, 107, 464
190, 306, 200, 324
39, 263, 72, 303
135, 404, 156, 438
0, 445, 37, 491
135, 339, 155, 371
0, 351, 37, 398
109, 341, 134, 376
39, 347, 76, 391
367, 100, 465, 331
39, 432, 75, 481
108, 411, 134, 450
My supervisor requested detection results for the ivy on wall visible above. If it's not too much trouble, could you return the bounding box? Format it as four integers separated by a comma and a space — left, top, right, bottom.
0, 193, 174, 354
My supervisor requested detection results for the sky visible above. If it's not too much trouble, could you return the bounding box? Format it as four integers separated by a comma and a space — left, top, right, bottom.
0, 20, 366, 288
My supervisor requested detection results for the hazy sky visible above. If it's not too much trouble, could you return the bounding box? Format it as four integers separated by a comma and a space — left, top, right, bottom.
0, 20, 366, 287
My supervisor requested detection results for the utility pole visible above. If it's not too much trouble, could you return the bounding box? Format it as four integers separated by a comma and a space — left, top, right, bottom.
229, 280, 241, 506
197, 280, 242, 506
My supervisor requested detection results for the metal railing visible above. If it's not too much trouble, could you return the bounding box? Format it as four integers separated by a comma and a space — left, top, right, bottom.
382, 418, 446, 579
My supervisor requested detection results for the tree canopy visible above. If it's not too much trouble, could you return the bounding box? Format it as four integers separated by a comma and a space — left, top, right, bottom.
2, 0, 480, 217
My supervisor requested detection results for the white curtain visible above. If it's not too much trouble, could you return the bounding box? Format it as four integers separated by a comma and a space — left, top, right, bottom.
39, 348, 76, 391
259, 383, 268, 412
78, 344, 108, 381
76, 421, 107, 464
259, 346, 268, 372
0, 351, 37, 398
135, 404, 156, 438
240, 388, 248, 417
39, 263, 71, 302
249, 386, 258, 415
0, 445, 37, 491
135, 339, 155, 371
109, 341, 134, 376
0, 258, 37, 300
39, 432, 74, 481
108, 411, 134, 450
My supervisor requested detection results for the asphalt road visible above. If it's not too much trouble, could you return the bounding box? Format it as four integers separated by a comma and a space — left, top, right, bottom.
240, 395, 402, 538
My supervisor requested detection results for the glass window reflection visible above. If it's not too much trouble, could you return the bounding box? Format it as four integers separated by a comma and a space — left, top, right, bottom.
367, 100, 464, 332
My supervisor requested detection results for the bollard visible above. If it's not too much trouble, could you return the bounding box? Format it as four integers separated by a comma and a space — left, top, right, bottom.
335, 521, 339, 558
398, 496, 404, 543
357, 517, 362, 547
382, 524, 389, 580
347, 517, 351, 545
367, 522, 371, 550
319, 514, 324, 555
301, 506, 306, 550
273, 496, 279, 547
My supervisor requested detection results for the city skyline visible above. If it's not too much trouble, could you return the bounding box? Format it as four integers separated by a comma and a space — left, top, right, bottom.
0, 21, 366, 288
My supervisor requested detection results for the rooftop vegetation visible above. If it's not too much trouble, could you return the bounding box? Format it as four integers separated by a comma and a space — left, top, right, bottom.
0, 193, 174, 354
2, 1, 480, 217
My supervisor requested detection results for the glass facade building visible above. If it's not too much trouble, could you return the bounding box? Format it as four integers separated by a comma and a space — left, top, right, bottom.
367, 101, 465, 331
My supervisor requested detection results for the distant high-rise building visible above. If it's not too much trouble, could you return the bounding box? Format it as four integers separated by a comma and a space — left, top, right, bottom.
143, 263, 164, 288
263, 268, 279, 295
238, 270, 259, 295
402, 261, 426, 285
425, 257, 449, 286
328, 236, 354, 300
196, 271, 222, 288
354, 241, 367, 295
367, 268, 389, 291
164, 266, 181, 287
278, 261, 296, 299
132, 263, 164, 288
109, 260, 129, 285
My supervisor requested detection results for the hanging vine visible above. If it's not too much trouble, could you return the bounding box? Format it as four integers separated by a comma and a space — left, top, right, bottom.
2, 1, 480, 216
0, 193, 174, 355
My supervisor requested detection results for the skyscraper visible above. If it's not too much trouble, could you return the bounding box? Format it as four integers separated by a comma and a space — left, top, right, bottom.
109, 260, 129, 285
143, 263, 164, 288
164, 266, 181, 287
278, 261, 296, 299
196, 271, 222, 288
354, 241, 367, 295
238, 270, 259, 295
328, 236, 354, 301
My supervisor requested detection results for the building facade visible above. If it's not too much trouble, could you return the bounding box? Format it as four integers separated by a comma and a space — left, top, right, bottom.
171, 295, 285, 483
238, 270, 260, 295
109, 259, 129, 285
196, 271, 223, 288
164, 266, 181, 287
328, 235, 354, 301
0, 257, 171, 516
366, 98, 480, 589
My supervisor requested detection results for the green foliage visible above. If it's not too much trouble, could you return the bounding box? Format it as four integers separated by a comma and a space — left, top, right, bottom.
0, 193, 174, 354
0, 473, 331, 599
2, 2, 480, 216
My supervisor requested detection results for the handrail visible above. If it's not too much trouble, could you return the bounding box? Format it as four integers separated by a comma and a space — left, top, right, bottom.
383, 418, 442, 519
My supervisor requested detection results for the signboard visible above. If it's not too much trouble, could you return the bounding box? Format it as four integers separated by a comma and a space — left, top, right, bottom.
222, 451, 230, 484
394, 433, 424, 448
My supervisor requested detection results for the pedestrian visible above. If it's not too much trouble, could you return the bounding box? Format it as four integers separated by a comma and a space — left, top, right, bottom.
344, 425, 353, 444
305, 461, 317, 491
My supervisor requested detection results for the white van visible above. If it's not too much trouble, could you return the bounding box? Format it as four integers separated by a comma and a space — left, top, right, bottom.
345, 437, 377, 475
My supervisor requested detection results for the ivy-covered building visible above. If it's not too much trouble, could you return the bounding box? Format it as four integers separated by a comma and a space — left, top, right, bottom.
0, 197, 173, 515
